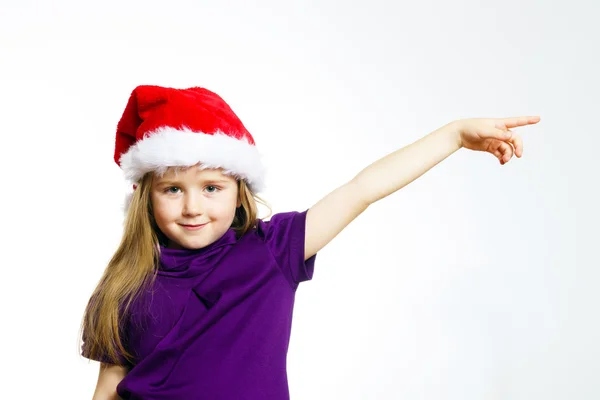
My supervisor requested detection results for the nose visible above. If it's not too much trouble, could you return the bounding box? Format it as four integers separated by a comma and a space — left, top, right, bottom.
182, 192, 204, 217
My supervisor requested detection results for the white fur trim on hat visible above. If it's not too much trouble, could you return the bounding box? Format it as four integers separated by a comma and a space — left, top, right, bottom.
118, 127, 266, 193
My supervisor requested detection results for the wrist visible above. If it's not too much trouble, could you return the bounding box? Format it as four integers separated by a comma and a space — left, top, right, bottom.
440, 120, 463, 150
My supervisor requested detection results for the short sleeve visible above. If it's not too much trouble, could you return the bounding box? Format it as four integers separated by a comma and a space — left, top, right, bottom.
258, 210, 317, 289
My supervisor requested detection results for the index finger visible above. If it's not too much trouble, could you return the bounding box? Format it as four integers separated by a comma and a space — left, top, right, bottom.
496, 116, 541, 129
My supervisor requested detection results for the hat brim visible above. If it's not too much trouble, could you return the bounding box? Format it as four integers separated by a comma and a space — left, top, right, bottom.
118, 127, 266, 193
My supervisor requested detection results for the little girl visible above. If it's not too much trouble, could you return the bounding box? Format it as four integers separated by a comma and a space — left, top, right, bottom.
81, 85, 540, 399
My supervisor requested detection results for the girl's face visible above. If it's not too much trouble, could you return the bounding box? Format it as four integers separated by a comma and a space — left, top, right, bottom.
150, 166, 240, 250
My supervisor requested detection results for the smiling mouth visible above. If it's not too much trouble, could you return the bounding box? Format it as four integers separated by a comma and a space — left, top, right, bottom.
180, 223, 208, 230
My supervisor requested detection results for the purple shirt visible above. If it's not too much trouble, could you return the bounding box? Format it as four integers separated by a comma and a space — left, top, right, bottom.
82, 210, 316, 399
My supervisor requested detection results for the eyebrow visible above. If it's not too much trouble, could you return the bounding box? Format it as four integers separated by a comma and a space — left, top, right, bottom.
155, 179, 232, 187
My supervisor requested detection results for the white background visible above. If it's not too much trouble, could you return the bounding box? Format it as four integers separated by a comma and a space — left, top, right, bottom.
1, 0, 598, 398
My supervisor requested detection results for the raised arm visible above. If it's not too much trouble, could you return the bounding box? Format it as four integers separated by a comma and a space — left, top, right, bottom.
304, 117, 540, 260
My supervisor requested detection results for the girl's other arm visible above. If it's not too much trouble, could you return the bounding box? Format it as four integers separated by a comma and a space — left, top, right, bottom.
91, 363, 127, 400
304, 117, 540, 260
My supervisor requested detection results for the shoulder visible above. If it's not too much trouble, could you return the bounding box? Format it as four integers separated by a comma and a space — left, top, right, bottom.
253, 210, 308, 239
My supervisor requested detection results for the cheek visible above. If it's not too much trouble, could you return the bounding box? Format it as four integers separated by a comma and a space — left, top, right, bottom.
207, 196, 238, 219
151, 196, 178, 224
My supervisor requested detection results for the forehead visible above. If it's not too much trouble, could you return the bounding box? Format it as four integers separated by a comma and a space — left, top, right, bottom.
153, 166, 237, 182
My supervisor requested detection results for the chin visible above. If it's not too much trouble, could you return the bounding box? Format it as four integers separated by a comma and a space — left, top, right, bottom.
163, 224, 231, 250
176, 238, 209, 250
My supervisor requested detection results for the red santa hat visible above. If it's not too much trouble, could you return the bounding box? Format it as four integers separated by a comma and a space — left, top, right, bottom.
114, 85, 265, 194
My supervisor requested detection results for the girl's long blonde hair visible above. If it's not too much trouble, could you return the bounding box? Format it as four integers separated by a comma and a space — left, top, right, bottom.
80, 171, 270, 366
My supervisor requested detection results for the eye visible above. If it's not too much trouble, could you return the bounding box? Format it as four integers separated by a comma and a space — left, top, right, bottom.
205, 185, 220, 193
164, 186, 181, 194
